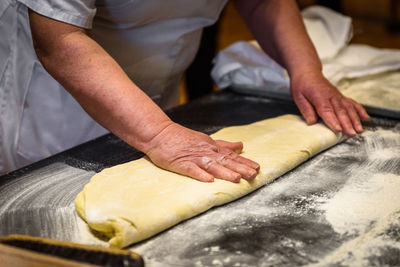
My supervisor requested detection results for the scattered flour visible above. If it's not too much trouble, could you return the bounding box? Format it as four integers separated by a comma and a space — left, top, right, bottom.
321, 173, 400, 236
312, 127, 400, 266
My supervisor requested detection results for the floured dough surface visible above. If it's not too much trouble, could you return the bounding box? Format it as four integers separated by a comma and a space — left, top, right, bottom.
339, 71, 400, 111
75, 114, 340, 248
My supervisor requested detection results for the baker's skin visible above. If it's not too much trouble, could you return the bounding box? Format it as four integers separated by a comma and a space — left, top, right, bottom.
29, 0, 370, 183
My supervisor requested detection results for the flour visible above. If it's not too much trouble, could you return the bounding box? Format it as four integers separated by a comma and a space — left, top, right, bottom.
321, 173, 400, 236
312, 127, 400, 266
74, 214, 108, 246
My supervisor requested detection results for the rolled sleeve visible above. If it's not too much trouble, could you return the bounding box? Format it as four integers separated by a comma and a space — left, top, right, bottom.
17, 0, 96, 29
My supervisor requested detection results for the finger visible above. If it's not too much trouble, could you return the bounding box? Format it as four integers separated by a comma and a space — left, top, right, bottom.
218, 147, 260, 171
217, 156, 258, 181
173, 161, 215, 182
201, 159, 242, 183
215, 140, 243, 153
315, 101, 342, 133
292, 93, 318, 125
331, 97, 356, 136
231, 154, 260, 171
349, 98, 370, 121
343, 100, 363, 133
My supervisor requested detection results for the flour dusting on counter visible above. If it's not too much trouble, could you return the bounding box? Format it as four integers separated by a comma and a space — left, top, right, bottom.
132, 124, 400, 267
311, 127, 400, 266
322, 173, 400, 236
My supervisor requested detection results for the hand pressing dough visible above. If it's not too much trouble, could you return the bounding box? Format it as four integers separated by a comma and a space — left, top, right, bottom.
75, 114, 341, 248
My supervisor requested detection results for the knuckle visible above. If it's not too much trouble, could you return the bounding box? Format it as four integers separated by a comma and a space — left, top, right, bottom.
182, 163, 195, 173
225, 150, 237, 158
175, 161, 195, 175
318, 104, 334, 114
294, 95, 307, 104
346, 96, 356, 103
342, 100, 354, 109
201, 157, 215, 171
335, 106, 348, 115
216, 154, 228, 164
198, 141, 218, 152
221, 148, 234, 155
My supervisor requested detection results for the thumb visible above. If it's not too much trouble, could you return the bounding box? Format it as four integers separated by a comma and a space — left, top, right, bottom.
215, 140, 243, 153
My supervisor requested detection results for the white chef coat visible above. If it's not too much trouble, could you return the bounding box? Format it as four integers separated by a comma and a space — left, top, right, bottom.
0, 0, 228, 174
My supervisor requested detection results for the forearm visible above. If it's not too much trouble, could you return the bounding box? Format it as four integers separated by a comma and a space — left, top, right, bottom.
235, 0, 322, 79
235, 0, 369, 135
30, 12, 172, 153
27, 10, 261, 183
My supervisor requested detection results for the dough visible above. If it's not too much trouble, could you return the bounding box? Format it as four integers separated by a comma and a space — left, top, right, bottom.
75, 114, 340, 248
339, 71, 400, 111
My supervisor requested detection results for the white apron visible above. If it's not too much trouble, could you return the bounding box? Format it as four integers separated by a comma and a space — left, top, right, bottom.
0, 0, 227, 174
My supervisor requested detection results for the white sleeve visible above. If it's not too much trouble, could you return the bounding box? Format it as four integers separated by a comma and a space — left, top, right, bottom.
17, 0, 96, 29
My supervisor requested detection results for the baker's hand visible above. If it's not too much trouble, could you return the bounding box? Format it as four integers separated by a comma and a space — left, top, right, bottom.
144, 123, 260, 183
290, 72, 370, 136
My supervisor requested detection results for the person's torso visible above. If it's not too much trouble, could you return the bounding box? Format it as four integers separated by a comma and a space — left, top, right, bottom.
92, 0, 227, 107
0, 0, 227, 173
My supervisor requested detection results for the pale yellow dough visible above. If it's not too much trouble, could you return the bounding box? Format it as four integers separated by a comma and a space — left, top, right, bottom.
75, 114, 340, 248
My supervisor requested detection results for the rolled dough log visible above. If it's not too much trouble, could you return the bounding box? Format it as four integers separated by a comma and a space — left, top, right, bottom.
75, 114, 341, 248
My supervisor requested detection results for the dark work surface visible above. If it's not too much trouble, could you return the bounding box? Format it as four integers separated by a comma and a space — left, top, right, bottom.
0, 90, 399, 267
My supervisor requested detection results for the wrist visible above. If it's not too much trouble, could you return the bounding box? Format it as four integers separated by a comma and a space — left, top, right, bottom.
289, 68, 332, 96
125, 119, 175, 154
289, 65, 323, 80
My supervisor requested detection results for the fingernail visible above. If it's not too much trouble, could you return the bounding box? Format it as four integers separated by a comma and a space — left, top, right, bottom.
250, 170, 258, 179
206, 177, 214, 183
234, 175, 242, 183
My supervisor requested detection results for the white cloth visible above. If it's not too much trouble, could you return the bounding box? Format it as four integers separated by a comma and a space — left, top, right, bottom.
211, 41, 290, 92
0, 0, 227, 174
302, 5, 352, 60
212, 5, 400, 93
323, 44, 400, 85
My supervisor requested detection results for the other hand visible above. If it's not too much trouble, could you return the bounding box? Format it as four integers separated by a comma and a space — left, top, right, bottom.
145, 123, 260, 183
290, 72, 370, 136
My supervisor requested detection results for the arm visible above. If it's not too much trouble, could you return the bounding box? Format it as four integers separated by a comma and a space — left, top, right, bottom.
235, 0, 370, 136
29, 10, 259, 183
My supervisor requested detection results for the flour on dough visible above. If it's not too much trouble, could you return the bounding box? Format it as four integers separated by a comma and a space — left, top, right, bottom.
339, 71, 400, 111
75, 114, 340, 248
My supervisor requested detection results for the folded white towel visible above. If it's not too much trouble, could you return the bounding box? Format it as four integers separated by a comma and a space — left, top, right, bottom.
211, 41, 289, 91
